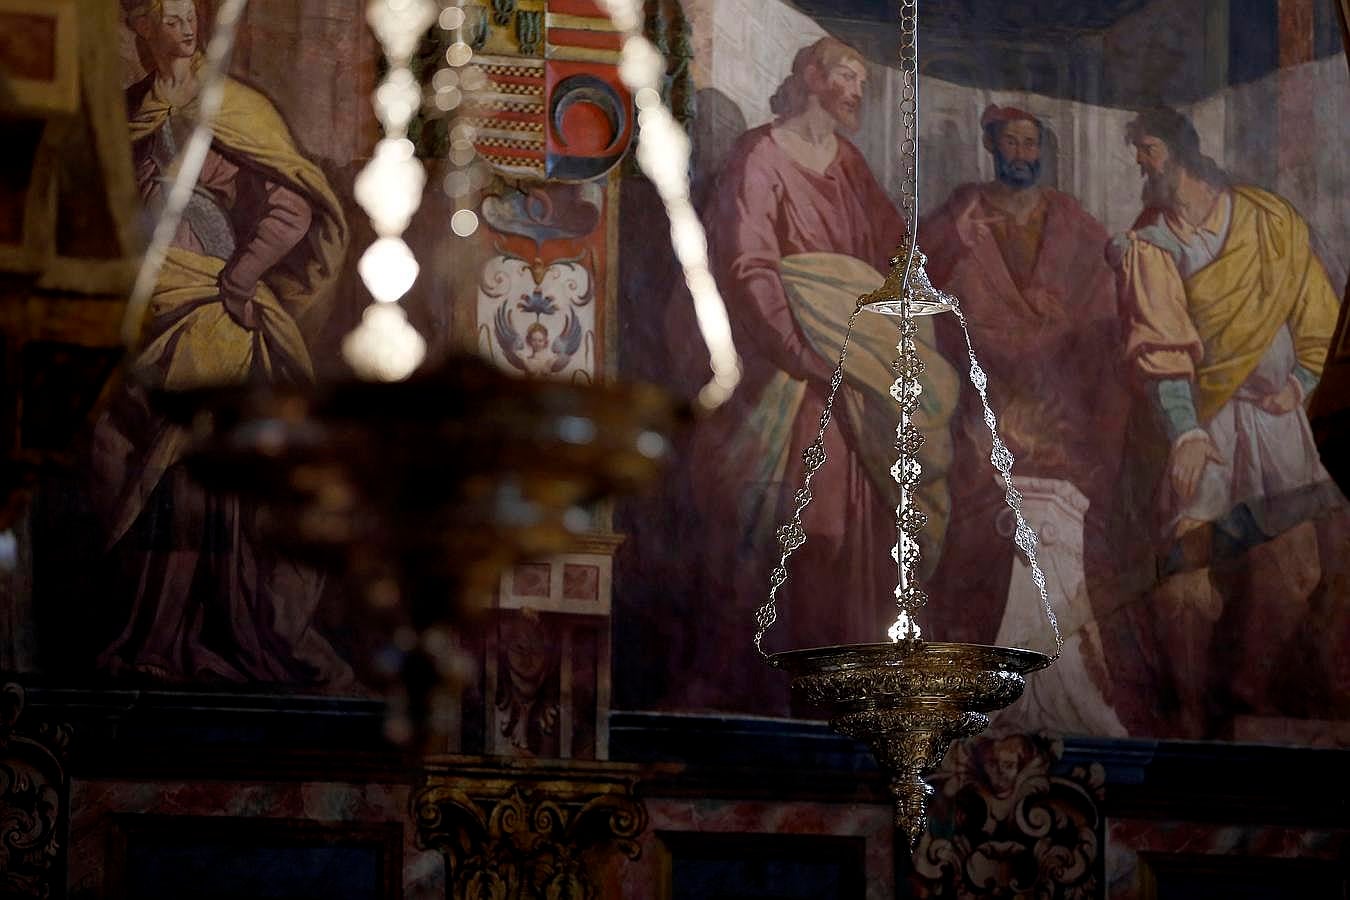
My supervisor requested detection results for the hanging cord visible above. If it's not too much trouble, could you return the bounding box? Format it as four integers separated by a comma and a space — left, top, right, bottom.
120, 0, 251, 350
597, 0, 742, 412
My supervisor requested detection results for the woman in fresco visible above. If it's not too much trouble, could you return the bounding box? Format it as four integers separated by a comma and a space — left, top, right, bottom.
89, 0, 353, 687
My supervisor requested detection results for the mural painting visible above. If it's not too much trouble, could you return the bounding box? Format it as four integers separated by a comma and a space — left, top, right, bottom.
668, 35, 958, 683
0, 0, 1346, 757
8, 0, 385, 693
90, 0, 354, 688
615, 0, 1350, 746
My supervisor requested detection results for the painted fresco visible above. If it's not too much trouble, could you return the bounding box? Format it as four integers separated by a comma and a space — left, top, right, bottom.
96, 0, 354, 687
15, 0, 382, 693
3, 0, 1347, 754
10, 0, 641, 743
614, 0, 1350, 745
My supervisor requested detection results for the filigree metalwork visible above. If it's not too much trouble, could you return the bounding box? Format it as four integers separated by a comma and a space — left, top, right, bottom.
888, 311, 927, 642
415, 773, 647, 900
771, 644, 1049, 843
754, 0, 1063, 659
879, 0, 932, 643
951, 305, 1064, 655
859, 250, 957, 318
912, 734, 1104, 899
753, 302, 867, 656
0, 684, 70, 899
755, 2, 1069, 844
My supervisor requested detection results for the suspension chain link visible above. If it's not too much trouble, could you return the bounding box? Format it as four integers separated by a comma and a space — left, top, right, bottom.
753, 302, 867, 656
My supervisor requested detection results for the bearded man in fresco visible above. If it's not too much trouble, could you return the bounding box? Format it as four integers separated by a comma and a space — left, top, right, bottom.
676, 35, 956, 692
918, 106, 1126, 647
90, 0, 353, 687
1108, 107, 1344, 735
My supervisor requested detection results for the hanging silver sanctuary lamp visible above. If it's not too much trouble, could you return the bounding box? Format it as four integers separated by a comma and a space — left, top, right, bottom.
755, 0, 1064, 844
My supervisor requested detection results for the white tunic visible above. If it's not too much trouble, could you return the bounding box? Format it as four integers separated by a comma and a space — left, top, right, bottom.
1160, 197, 1338, 533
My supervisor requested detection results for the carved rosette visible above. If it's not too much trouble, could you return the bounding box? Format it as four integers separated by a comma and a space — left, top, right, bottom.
910, 734, 1104, 899
0, 684, 70, 899
415, 773, 647, 900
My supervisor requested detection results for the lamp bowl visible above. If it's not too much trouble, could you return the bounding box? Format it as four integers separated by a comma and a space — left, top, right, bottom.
770, 640, 1050, 843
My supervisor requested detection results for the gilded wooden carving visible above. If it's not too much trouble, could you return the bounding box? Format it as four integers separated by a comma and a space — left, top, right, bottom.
415, 766, 646, 900
0, 684, 70, 899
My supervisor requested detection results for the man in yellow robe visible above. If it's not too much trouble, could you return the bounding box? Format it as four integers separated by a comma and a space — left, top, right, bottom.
90, 0, 353, 687
1108, 107, 1344, 734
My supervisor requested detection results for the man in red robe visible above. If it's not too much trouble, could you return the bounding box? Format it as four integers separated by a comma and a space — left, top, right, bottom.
919, 105, 1127, 644
669, 37, 957, 709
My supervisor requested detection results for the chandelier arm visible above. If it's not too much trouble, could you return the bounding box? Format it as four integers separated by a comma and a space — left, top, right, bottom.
120, 0, 251, 350
753, 304, 866, 657
950, 306, 1065, 658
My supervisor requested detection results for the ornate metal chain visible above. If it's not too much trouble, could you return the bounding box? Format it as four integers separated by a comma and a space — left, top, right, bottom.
950, 306, 1065, 658
886, 0, 925, 643
754, 0, 921, 656
754, 303, 866, 656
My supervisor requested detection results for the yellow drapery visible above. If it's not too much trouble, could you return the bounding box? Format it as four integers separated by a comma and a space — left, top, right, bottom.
1123, 186, 1340, 423
127, 74, 348, 336
101, 74, 349, 545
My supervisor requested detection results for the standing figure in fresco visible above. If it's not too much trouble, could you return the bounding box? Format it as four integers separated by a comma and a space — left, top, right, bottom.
90, 0, 354, 687
674, 36, 956, 700
919, 106, 1127, 735
1108, 108, 1344, 735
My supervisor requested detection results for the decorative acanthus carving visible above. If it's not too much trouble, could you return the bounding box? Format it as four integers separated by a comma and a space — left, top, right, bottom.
415, 769, 647, 899
910, 733, 1104, 899
0, 684, 70, 899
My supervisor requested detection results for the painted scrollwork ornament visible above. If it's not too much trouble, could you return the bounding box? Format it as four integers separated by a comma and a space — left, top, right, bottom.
911, 734, 1104, 899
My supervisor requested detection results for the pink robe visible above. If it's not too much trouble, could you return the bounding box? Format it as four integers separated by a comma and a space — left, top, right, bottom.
677, 126, 908, 695
919, 184, 1126, 643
